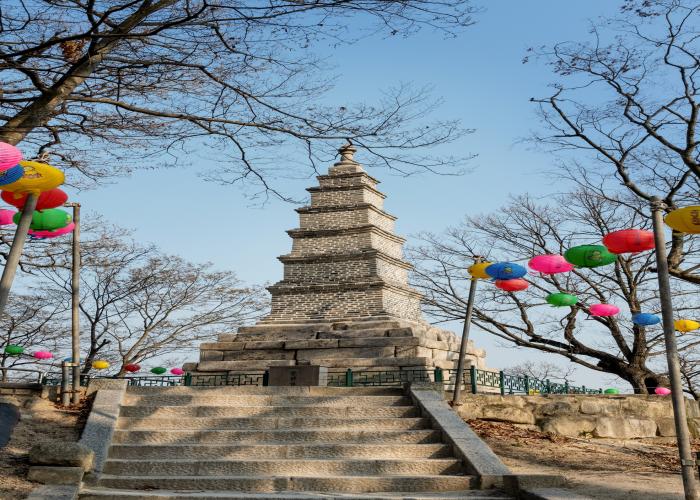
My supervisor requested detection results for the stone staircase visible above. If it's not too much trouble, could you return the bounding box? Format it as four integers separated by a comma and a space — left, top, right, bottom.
80, 386, 512, 499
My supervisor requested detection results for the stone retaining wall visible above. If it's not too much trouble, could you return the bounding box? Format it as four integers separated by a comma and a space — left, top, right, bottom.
455, 393, 700, 439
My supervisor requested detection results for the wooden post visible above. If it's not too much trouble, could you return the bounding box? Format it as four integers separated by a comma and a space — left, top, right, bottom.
452, 257, 481, 404
651, 197, 700, 500
67, 203, 81, 405
0, 193, 38, 316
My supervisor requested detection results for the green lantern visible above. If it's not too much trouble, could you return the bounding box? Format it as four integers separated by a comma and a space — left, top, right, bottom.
546, 292, 578, 307
564, 244, 617, 268
13, 208, 71, 231
4, 344, 24, 356
604, 388, 619, 394
150, 367, 166, 375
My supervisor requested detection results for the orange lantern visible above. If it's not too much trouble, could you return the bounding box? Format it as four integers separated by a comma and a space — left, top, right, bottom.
665, 206, 700, 234
495, 278, 529, 292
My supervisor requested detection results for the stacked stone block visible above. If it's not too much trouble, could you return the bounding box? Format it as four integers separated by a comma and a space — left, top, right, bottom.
189, 144, 487, 375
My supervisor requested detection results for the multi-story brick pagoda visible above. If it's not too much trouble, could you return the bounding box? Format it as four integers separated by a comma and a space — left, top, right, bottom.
187, 143, 486, 375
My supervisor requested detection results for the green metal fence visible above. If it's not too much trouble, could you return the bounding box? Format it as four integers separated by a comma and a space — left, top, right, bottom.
42, 366, 601, 395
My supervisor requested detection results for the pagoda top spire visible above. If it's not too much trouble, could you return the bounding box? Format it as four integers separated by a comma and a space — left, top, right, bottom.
330, 140, 364, 174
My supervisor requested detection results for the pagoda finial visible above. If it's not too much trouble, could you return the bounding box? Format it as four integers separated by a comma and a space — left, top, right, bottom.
338, 140, 357, 164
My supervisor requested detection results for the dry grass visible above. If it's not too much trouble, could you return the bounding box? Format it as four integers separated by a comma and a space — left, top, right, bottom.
469, 419, 690, 499
0, 395, 86, 500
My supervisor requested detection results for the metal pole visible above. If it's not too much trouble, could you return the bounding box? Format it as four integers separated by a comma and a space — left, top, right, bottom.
60, 361, 70, 406
0, 193, 38, 316
452, 258, 481, 404
651, 196, 700, 500
68, 203, 81, 405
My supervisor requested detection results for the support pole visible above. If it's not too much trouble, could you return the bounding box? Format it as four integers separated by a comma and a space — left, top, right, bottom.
69, 203, 81, 405
452, 258, 481, 404
0, 193, 38, 316
651, 196, 700, 500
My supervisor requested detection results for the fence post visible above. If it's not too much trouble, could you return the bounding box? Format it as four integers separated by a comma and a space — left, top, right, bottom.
262, 370, 269, 387
524, 375, 530, 395
546, 379, 551, 394
582, 385, 586, 394
469, 366, 477, 394
60, 362, 70, 406
184, 373, 192, 387
499, 370, 505, 396
434, 367, 443, 383
564, 381, 569, 394
345, 368, 353, 387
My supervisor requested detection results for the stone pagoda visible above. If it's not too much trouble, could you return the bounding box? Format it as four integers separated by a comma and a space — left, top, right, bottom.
188, 143, 486, 375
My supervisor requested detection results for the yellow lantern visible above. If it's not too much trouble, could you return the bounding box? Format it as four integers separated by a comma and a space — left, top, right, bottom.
665, 206, 700, 234
92, 360, 110, 370
2, 161, 64, 195
468, 261, 493, 280
674, 319, 700, 333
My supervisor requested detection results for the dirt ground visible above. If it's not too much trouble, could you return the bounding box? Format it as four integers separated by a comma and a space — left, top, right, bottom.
0, 395, 85, 500
469, 419, 689, 499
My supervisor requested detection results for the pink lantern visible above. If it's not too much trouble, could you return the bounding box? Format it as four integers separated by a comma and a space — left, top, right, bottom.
0, 209, 16, 225
29, 222, 75, 239
0, 142, 22, 171
170, 367, 185, 376
33, 351, 53, 360
589, 304, 621, 317
655, 387, 671, 396
528, 255, 575, 275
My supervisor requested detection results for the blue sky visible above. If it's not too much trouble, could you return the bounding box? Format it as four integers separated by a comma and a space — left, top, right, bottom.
60, 1, 629, 388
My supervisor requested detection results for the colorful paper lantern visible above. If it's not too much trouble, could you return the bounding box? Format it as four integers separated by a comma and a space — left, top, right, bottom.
674, 319, 700, 333
632, 313, 661, 326
13, 208, 71, 231
589, 304, 620, 317
2, 188, 68, 210
0, 142, 22, 171
564, 245, 617, 268
546, 292, 578, 307
124, 363, 141, 373
170, 367, 185, 376
1, 160, 64, 194
495, 278, 529, 292
603, 388, 619, 394
29, 222, 75, 239
0, 165, 24, 186
468, 261, 493, 280
602, 229, 655, 254
665, 206, 700, 234
92, 360, 110, 370
528, 254, 574, 274
485, 262, 527, 280
0, 209, 16, 225
33, 351, 53, 360
655, 387, 671, 396
150, 367, 167, 375
4, 344, 24, 356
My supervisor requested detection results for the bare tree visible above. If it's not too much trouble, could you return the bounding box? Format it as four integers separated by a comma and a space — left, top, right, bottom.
506, 360, 577, 384
408, 189, 700, 394
529, 0, 700, 283
37, 218, 268, 374
0, 0, 478, 197
0, 293, 66, 380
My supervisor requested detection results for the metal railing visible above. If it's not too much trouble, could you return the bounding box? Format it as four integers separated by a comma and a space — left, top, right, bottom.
0, 366, 48, 384
39, 366, 601, 395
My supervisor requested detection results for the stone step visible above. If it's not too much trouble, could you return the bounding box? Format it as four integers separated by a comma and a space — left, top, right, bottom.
111, 429, 442, 445
80, 488, 511, 499
119, 405, 419, 418
95, 475, 477, 493
116, 417, 431, 431
107, 443, 453, 460
102, 459, 464, 476
121, 394, 413, 407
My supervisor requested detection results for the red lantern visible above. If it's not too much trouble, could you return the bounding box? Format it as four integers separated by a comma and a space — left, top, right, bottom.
602, 229, 654, 254
124, 363, 141, 373
495, 278, 529, 292
2, 188, 68, 210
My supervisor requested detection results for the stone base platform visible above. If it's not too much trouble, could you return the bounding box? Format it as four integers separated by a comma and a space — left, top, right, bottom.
185, 319, 486, 375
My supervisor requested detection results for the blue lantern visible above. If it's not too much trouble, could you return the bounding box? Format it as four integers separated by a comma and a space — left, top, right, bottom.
485, 262, 527, 280
0, 165, 24, 186
632, 313, 661, 327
